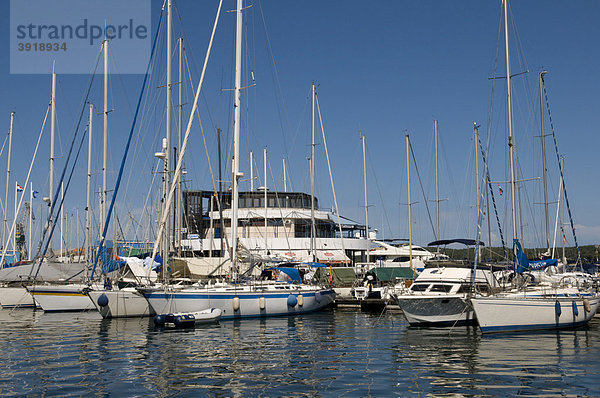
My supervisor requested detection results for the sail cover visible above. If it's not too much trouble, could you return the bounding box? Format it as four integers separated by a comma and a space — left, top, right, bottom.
514, 239, 558, 273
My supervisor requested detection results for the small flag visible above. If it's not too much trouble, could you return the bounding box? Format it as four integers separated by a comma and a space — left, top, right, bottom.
33, 190, 39, 199
16, 183, 24, 192
498, 184, 503, 195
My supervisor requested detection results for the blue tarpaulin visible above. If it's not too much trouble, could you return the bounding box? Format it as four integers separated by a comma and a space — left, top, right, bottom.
271, 267, 302, 283
514, 239, 558, 273
100, 246, 127, 274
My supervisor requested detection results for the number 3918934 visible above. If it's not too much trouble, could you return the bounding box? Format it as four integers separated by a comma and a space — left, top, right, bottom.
17, 42, 67, 52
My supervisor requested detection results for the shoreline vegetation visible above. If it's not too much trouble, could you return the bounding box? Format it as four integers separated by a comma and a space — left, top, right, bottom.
425, 244, 600, 264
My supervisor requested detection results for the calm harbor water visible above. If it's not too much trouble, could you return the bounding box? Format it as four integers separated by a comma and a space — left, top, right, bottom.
0, 307, 599, 397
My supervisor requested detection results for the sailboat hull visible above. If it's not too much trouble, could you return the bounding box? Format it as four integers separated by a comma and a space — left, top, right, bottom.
0, 286, 38, 309
28, 284, 96, 312
88, 288, 155, 318
142, 284, 335, 319
471, 295, 600, 333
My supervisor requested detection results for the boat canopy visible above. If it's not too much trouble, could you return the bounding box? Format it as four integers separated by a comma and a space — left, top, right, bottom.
313, 267, 357, 285
427, 239, 485, 247
366, 267, 416, 282
269, 267, 302, 283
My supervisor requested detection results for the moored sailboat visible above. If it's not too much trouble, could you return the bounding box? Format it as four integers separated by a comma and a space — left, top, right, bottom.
142, 0, 335, 319
470, 0, 599, 333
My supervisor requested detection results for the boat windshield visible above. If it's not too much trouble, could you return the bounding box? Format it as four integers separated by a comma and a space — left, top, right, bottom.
410, 284, 429, 292
429, 284, 452, 293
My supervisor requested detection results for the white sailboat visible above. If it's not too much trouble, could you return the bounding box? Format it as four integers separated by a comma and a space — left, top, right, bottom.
470, 0, 599, 333
0, 74, 87, 309
142, 0, 335, 319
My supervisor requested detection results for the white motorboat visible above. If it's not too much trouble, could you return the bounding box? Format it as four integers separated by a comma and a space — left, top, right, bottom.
392, 259, 501, 326
369, 241, 434, 270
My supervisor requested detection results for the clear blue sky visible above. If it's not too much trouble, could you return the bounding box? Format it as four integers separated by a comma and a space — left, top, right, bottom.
1, 0, 599, 251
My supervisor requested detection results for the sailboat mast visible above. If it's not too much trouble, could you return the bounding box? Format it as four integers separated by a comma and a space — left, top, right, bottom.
86, 103, 93, 266
165, 0, 173, 262
230, 0, 243, 271
406, 134, 413, 270
561, 156, 566, 264
217, 128, 224, 254
264, 148, 268, 254
49, 71, 56, 250
361, 134, 369, 263
3, 112, 14, 252
310, 83, 316, 262
250, 151, 254, 191
503, 0, 518, 244
60, 182, 63, 258
102, 40, 108, 232
434, 119, 439, 241
539, 70, 550, 250
28, 182, 32, 260
177, 37, 183, 256
283, 158, 287, 192
474, 123, 481, 259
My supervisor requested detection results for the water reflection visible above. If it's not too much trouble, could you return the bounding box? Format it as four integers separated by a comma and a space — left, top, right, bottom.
0, 308, 598, 396
393, 316, 600, 396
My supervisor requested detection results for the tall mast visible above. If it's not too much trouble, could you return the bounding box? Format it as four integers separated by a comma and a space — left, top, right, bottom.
250, 151, 254, 191
50, 70, 56, 250
163, 0, 173, 264
60, 182, 63, 258
310, 82, 316, 262
361, 133, 369, 263
406, 134, 413, 270
283, 158, 287, 192
263, 148, 267, 254
217, 127, 224, 254
102, 40, 108, 231
539, 70, 549, 250
474, 123, 481, 259
177, 37, 183, 256
86, 104, 93, 267
165, 0, 173, 261
561, 156, 566, 264
434, 119, 439, 241
28, 182, 32, 260
3, 112, 14, 251
503, 0, 518, 246
230, 0, 243, 272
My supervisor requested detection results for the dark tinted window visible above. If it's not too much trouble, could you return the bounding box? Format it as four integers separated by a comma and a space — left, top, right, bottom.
410, 284, 429, 292
430, 284, 452, 293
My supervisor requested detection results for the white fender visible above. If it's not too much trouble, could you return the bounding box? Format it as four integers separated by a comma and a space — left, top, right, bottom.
297, 294, 304, 307
232, 296, 240, 312
583, 298, 591, 313
259, 296, 265, 310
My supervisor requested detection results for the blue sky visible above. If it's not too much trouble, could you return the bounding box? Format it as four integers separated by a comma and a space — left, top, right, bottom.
1, 0, 599, 251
